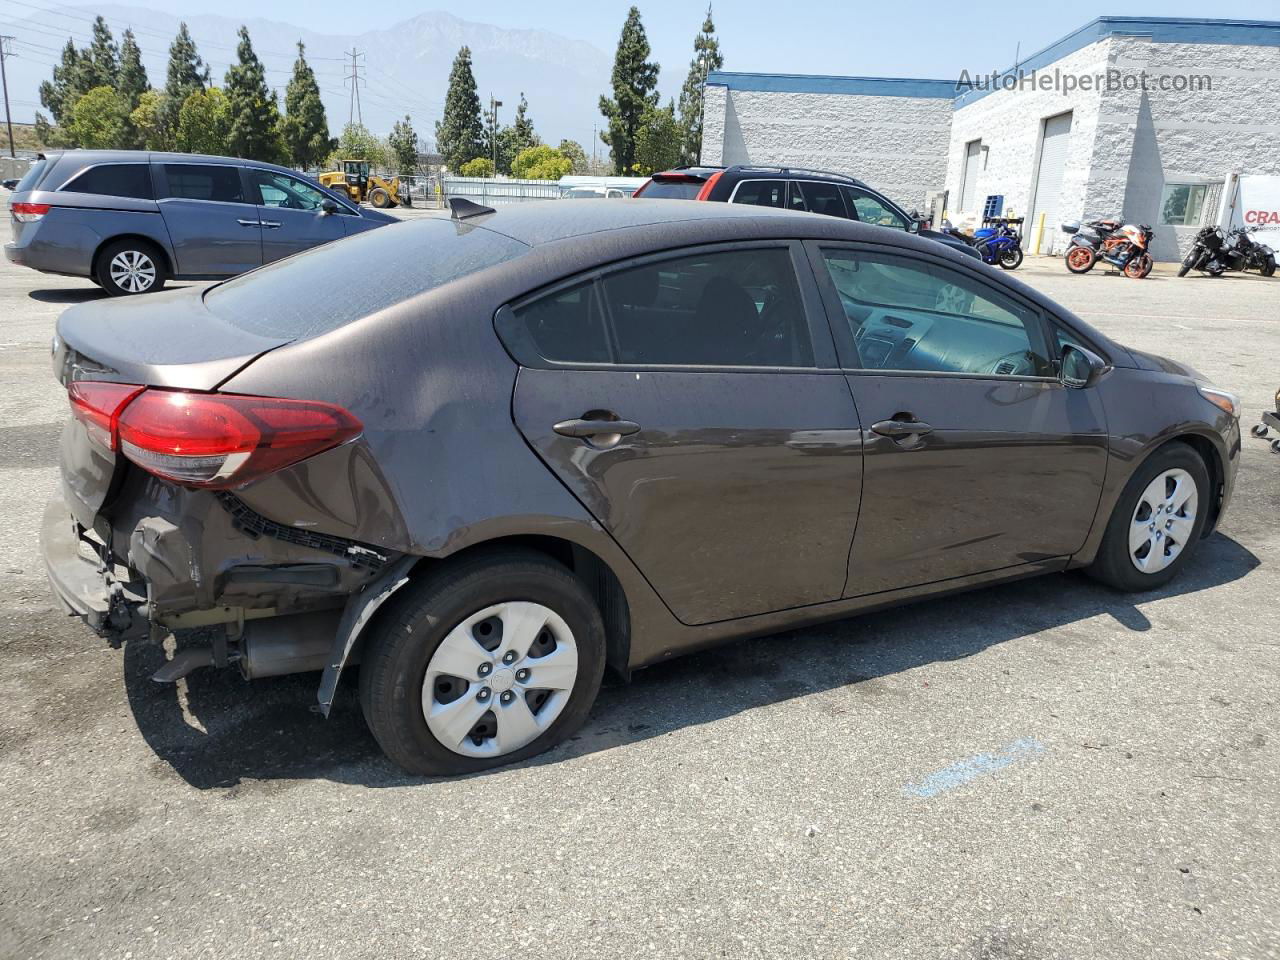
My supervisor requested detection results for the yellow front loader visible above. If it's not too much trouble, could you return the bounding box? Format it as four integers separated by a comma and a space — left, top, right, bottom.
318, 159, 412, 208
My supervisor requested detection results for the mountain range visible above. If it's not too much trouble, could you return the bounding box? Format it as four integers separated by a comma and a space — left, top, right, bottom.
5, 4, 614, 149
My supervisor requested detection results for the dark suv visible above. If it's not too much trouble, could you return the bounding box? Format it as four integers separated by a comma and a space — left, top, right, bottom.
635, 165, 979, 259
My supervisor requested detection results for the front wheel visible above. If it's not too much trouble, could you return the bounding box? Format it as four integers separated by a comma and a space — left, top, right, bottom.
1087, 442, 1209, 592
359, 550, 606, 776
1177, 248, 1201, 277
94, 238, 168, 296
998, 247, 1024, 270
1125, 253, 1154, 279
1065, 245, 1096, 274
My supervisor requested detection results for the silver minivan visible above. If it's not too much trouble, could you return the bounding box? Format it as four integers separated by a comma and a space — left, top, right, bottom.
5, 150, 397, 295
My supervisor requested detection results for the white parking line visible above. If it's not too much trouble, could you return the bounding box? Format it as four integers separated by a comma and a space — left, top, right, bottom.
1072, 311, 1267, 323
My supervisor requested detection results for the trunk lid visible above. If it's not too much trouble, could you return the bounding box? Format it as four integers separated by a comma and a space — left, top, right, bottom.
53, 285, 291, 529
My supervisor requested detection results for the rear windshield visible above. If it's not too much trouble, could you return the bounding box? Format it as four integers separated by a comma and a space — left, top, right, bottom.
637, 179, 702, 200
205, 217, 529, 338
14, 157, 50, 193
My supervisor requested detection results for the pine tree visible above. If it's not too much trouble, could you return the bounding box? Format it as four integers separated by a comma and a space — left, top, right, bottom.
118, 30, 149, 110
281, 41, 331, 169
38, 40, 87, 125
388, 115, 419, 174
511, 92, 538, 154
599, 7, 659, 175
163, 23, 210, 136
224, 26, 283, 162
81, 16, 119, 90
677, 5, 723, 165
435, 46, 485, 171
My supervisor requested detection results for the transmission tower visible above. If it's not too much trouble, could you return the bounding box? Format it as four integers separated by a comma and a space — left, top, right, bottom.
344, 48, 366, 127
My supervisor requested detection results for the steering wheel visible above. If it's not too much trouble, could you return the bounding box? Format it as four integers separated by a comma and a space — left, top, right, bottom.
987, 350, 1037, 376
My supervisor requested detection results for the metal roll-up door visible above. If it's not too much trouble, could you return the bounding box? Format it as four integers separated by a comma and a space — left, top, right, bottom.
1029, 111, 1072, 254
960, 140, 982, 213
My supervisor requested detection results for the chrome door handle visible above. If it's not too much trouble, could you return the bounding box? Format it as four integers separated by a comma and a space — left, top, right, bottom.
871, 418, 933, 438
553, 418, 641, 439
261, 220, 282, 229
237, 219, 260, 227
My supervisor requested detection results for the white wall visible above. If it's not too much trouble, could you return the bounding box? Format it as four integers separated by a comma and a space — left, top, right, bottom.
701, 86, 953, 211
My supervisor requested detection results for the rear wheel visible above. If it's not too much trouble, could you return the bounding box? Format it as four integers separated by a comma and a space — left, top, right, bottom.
369, 187, 392, 208
1065, 245, 1096, 274
1088, 442, 1209, 591
998, 247, 1024, 270
1263, 255, 1276, 278
1125, 253, 1154, 279
94, 238, 167, 296
359, 550, 606, 776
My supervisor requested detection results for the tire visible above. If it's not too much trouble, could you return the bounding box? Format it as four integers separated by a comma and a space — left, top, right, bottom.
1065, 245, 1096, 274
1177, 248, 1199, 277
1272, 439, 1280, 455
358, 549, 607, 776
1263, 255, 1276, 278
1087, 441, 1210, 592
1253, 423, 1270, 439
998, 247, 1024, 270
1125, 253, 1153, 279
94, 238, 167, 296
369, 187, 392, 209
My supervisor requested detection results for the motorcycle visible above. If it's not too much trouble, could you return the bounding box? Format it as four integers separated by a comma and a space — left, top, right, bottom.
941, 217, 1024, 269
1179, 225, 1277, 277
1061, 219, 1154, 279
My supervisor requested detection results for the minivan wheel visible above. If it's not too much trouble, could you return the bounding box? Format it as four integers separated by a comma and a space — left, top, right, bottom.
95, 239, 167, 296
1087, 442, 1209, 592
358, 550, 606, 776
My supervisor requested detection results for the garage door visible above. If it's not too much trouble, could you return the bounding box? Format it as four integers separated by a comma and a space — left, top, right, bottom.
1029, 112, 1072, 254
960, 140, 983, 213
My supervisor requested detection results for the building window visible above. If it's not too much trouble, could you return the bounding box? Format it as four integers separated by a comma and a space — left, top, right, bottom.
1160, 183, 1211, 226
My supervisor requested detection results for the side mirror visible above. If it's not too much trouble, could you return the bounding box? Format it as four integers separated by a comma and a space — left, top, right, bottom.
320, 198, 339, 216
1060, 343, 1107, 389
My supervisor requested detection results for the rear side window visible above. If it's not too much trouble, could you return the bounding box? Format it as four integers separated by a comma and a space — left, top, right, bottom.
512, 282, 610, 364
600, 248, 813, 367
731, 180, 785, 208
205, 217, 528, 339
61, 163, 153, 200
637, 178, 702, 200
789, 181, 847, 218
15, 157, 50, 193
162, 164, 244, 203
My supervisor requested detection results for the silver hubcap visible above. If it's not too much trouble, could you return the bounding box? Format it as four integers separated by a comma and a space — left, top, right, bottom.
422, 601, 578, 758
1129, 468, 1197, 574
109, 250, 156, 293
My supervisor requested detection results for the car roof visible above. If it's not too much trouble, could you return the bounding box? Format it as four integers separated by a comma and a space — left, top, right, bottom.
39, 149, 304, 176
652, 164, 870, 189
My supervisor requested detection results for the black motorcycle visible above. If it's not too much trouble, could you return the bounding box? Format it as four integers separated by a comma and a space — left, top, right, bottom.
1179, 225, 1277, 277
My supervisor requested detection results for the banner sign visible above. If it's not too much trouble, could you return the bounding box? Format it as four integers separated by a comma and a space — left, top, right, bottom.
1232, 175, 1280, 241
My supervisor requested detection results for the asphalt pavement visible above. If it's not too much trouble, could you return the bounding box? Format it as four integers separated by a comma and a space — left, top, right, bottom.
1, 221, 1277, 960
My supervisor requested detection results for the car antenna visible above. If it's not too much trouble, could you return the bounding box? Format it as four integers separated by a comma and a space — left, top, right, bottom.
448, 197, 496, 220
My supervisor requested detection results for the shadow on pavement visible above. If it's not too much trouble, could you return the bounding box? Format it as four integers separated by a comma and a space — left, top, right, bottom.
27, 287, 106, 304
122, 532, 1260, 790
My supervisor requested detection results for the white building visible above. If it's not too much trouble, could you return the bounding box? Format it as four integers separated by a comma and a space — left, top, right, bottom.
701, 16, 1280, 261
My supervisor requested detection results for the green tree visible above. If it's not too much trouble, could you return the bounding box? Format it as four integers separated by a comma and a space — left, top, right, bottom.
633, 101, 682, 175
67, 86, 129, 149
511, 92, 538, 153
176, 87, 232, 155
557, 139, 588, 174
459, 157, 494, 177
512, 144, 572, 181
436, 46, 485, 171
163, 23, 210, 137
224, 26, 284, 162
387, 115, 419, 174
326, 122, 387, 170
81, 16, 119, 90
599, 7, 659, 175
677, 5, 723, 165
130, 89, 170, 150
117, 30, 150, 148
38, 40, 88, 125
281, 42, 331, 169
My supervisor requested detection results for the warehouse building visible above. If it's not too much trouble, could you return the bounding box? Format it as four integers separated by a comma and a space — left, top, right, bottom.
701, 16, 1280, 260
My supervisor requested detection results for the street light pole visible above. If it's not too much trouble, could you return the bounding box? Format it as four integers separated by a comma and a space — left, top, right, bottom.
489, 94, 502, 176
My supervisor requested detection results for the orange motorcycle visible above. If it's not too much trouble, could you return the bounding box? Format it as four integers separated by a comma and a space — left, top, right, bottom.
1061, 219, 1154, 279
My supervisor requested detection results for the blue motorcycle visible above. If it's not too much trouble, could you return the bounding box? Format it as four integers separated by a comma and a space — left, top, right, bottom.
942, 217, 1025, 270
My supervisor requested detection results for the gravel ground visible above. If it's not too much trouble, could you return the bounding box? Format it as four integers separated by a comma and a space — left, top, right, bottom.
1, 218, 1277, 959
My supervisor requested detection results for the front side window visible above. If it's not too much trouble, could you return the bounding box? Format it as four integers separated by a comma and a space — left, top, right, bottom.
601, 247, 814, 367
1160, 183, 1210, 226
843, 187, 908, 230
821, 249, 1051, 377
788, 181, 847, 218
731, 180, 786, 208
249, 169, 334, 211
61, 163, 153, 200
162, 164, 244, 203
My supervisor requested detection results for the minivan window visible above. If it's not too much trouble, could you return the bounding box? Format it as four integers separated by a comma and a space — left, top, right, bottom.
61, 163, 153, 200
513, 281, 610, 364
162, 164, 244, 203
600, 247, 814, 367
206, 217, 528, 339
249, 169, 336, 212
731, 180, 786, 208
788, 181, 847, 218
821, 249, 1051, 376
14, 157, 49, 193
843, 187, 908, 230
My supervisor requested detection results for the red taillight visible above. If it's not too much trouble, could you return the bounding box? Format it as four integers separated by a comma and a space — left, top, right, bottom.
12, 202, 51, 222
68, 381, 145, 450
694, 171, 723, 201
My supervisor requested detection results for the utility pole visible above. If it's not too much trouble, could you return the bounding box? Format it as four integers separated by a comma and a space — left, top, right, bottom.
489, 94, 502, 175
0, 36, 15, 159
344, 48, 365, 127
